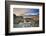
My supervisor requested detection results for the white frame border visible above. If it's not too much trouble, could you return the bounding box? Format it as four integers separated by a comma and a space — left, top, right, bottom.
9, 5, 43, 33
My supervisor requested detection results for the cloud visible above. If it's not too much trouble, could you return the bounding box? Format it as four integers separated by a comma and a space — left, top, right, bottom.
25, 13, 39, 15
13, 8, 39, 16
25, 9, 39, 15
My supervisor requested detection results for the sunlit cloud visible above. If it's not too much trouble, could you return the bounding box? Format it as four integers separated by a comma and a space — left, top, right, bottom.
13, 8, 39, 16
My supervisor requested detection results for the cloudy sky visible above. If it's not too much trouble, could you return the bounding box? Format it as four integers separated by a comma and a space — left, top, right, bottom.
13, 8, 39, 16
